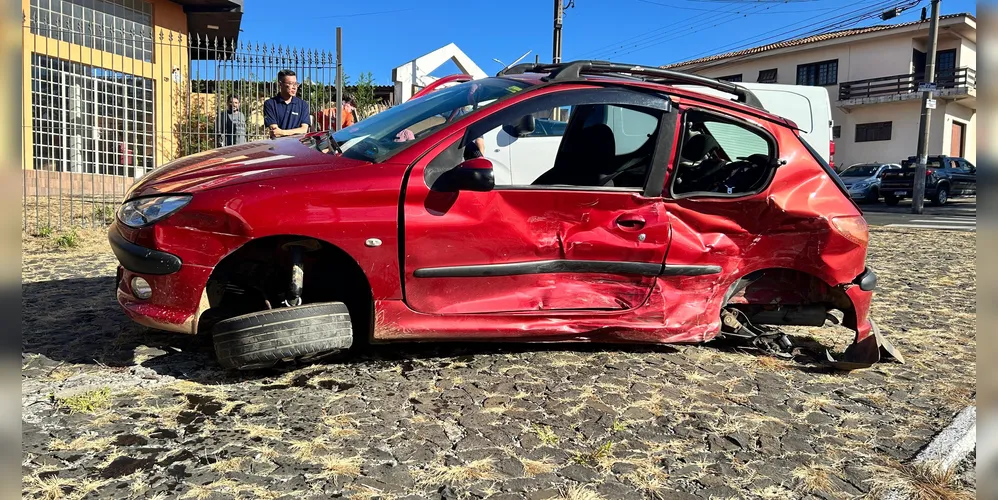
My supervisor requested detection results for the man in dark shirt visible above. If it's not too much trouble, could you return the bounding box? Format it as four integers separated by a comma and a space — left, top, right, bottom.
216, 95, 247, 147
264, 69, 311, 139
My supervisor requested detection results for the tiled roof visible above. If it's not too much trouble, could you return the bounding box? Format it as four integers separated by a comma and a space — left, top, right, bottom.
662, 13, 974, 69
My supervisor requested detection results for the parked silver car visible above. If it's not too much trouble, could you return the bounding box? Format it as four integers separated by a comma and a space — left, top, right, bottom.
838, 163, 901, 203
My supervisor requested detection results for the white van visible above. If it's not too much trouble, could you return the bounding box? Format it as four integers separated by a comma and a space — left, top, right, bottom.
471, 81, 836, 184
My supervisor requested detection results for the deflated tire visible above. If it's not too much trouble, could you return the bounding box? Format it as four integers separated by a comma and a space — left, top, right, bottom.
212, 302, 353, 370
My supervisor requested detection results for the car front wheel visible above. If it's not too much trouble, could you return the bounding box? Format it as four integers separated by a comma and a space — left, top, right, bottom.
932, 186, 948, 206
212, 302, 353, 370
865, 187, 879, 204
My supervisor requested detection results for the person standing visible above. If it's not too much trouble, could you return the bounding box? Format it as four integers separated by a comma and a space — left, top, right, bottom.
264, 69, 311, 139
216, 95, 247, 147
316, 93, 357, 131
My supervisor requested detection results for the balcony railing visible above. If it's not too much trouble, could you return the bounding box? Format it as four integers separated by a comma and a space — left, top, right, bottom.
838, 67, 976, 100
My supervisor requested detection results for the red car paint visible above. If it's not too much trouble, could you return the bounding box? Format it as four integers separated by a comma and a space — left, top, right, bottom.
110, 71, 882, 363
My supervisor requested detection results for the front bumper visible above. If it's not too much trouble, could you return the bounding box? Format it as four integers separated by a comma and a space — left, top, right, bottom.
109, 225, 212, 334
108, 225, 182, 275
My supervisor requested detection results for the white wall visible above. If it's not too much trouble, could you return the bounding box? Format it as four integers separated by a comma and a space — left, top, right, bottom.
835, 100, 921, 168
942, 102, 976, 162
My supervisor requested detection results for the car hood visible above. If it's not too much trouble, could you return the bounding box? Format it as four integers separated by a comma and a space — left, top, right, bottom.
840, 176, 873, 186
124, 137, 369, 199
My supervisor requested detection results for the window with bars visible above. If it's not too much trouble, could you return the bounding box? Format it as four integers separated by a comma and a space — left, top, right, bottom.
718, 74, 743, 82
29, 0, 154, 63
796, 59, 838, 86
855, 121, 892, 143
832, 126, 841, 139
757, 68, 778, 83
936, 49, 956, 71
31, 53, 154, 178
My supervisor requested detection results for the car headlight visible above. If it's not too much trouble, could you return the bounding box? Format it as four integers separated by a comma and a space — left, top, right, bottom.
117, 195, 192, 228
851, 181, 870, 190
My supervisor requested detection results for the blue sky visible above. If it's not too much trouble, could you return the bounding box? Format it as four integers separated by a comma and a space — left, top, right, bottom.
237, 0, 977, 85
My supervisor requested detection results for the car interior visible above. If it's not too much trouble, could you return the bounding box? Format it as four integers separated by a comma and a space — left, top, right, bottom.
671, 111, 775, 196
531, 104, 660, 189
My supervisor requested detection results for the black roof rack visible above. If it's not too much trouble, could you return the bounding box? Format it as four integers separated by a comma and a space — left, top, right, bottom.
498, 60, 766, 111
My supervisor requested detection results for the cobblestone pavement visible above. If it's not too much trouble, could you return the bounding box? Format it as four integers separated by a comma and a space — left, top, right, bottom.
22, 227, 975, 500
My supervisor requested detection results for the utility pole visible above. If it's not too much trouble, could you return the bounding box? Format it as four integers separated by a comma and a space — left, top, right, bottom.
553, 0, 564, 64
335, 27, 343, 132
912, 0, 940, 214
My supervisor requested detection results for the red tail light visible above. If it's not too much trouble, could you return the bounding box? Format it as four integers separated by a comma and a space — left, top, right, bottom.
926, 169, 935, 175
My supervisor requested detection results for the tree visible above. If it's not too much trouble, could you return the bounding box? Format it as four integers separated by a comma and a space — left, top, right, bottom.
352, 71, 379, 120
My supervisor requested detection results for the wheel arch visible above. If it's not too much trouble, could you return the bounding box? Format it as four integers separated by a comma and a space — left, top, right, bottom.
198, 234, 375, 344
720, 266, 859, 329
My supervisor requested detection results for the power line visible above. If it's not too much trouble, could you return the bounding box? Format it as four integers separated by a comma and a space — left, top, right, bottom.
595, 2, 777, 60
637, 0, 836, 14
676, 0, 921, 70
576, 3, 733, 59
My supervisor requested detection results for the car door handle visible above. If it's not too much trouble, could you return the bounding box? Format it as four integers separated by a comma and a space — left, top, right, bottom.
616, 215, 646, 230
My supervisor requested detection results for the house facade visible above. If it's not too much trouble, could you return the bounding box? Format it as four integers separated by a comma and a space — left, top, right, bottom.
21, 0, 243, 181
664, 13, 977, 170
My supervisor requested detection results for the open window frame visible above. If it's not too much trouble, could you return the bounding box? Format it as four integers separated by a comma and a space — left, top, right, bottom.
666, 107, 782, 200
453, 85, 678, 197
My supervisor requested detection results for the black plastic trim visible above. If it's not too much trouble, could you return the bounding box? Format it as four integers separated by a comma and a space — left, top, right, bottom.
108, 225, 182, 275
662, 264, 723, 276
414, 260, 721, 278
854, 267, 878, 291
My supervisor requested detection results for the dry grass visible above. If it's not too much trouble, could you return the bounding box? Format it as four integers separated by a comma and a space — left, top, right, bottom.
868, 461, 974, 500
48, 432, 114, 452
791, 463, 836, 494
234, 421, 284, 440
316, 455, 363, 479
521, 456, 557, 476
207, 456, 247, 474
558, 484, 604, 500
622, 458, 672, 493
416, 458, 500, 485
24, 474, 76, 500
289, 436, 331, 461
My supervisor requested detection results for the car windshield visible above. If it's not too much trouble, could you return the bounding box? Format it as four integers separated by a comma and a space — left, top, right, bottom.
327, 78, 529, 162
841, 164, 880, 177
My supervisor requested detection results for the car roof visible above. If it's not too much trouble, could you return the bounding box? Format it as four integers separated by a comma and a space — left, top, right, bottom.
501, 72, 797, 128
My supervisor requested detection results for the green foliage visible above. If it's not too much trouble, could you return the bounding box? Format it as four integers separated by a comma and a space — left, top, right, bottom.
54, 386, 112, 414
533, 424, 559, 446
572, 441, 613, 465
35, 225, 53, 238
55, 229, 79, 248
93, 204, 116, 225
353, 71, 379, 120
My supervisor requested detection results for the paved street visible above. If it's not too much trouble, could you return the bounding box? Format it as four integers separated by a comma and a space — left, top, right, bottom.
21, 227, 976, 500
862, 197, 976, 232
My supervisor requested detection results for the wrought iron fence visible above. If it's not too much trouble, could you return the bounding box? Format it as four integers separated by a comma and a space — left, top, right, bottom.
21, 8, 353, 233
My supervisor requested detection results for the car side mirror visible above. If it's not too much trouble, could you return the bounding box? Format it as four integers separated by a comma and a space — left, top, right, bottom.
434, 158, 495, 192
502, 115, 536, 137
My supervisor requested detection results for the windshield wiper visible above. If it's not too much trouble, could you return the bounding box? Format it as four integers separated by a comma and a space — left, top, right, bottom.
326, 131, 343, 155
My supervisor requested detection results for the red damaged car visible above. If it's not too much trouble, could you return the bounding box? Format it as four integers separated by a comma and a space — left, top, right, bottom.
109, 61, 902, 371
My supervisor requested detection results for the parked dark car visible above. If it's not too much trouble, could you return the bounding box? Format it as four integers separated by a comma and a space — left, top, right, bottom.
879, 155, 976, 206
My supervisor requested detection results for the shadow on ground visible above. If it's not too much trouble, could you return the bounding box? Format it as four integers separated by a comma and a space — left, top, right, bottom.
23, 276, 697, 384
22, 276, 853, 383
